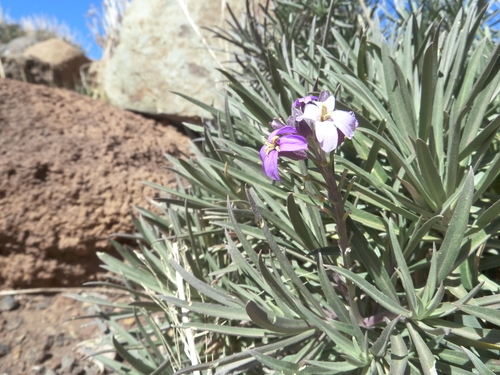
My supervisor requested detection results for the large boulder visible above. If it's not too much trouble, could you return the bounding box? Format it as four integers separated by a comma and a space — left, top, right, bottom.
0, 54, 54, 85
0, 79, 190, 288
0, 35, 53, 86
22, 38, 91, 89
0, 34, 40, 56
103, 0, 262, 120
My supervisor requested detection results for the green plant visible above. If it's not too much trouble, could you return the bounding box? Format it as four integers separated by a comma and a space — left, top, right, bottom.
77, 1, 500, 374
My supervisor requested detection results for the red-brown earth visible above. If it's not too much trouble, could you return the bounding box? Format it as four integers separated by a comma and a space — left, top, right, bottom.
0, 78, 191, 374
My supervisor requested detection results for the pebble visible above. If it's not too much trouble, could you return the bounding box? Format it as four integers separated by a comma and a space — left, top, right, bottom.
0, 344, 11, 357
0, 296, 19, 312
5, 317, 23, 331
43, 370, 56, 375
14, 334, 26, 344
32, 365, 45, 374
11, 345, 21, 360
60, 354, 76, 372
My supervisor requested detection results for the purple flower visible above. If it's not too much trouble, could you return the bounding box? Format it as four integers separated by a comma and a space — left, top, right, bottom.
288, 95, 319, 138
293, 95, 319, 111
260, 126, 308, 181
298, 93, 358, 153
270, 118, 286, 130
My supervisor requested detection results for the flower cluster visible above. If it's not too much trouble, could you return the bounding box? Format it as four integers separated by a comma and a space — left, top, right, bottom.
260, 91, 358, 180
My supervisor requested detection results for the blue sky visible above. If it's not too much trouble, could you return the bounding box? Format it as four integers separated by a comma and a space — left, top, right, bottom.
0, 0, 101, 59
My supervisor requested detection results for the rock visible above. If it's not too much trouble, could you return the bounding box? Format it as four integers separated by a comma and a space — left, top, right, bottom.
52, 333, 73, 348
21, 345, 50, 365
82, 60, 105, 97
0, 34, 40, 56
0, 55, 54, 85
60, 354, 75, 372
104, 0, 263, 120
14, 334, 25, 344
31, 365, 45, 374
0, 296, 19, 312
5, 317, 23, 331
0, 344, 10, 357
23, 38, 90, 89
0, 78, 190, 288
80, 364, 100, 375
11, 345, 21, 360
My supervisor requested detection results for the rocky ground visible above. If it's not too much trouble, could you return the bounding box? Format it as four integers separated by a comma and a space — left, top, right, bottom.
0, 291, 114, 375
0, 79, 192, 374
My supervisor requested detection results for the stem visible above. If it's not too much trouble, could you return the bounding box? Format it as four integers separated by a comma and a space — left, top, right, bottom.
315, 149, 362, 322
319, 153, 350, 258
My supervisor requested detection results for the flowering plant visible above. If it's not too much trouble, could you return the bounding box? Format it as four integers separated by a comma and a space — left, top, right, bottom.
260, 91, 358, 180
260, 125, 308, 181
81, 2, 500, 374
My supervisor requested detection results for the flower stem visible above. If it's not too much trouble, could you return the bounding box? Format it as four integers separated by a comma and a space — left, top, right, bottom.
316, 149, 361, 323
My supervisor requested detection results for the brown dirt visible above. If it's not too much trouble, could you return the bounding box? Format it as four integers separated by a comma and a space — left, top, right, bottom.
0, 291, 115, 375
0, 78, 190, 289
0, 78, 192, 374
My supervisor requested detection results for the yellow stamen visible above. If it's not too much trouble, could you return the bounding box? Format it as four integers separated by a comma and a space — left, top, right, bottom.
264, 135, 280, 155
320, 104, 332, 121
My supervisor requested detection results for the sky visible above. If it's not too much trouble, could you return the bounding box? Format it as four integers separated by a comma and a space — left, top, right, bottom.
0, 0, 102, 59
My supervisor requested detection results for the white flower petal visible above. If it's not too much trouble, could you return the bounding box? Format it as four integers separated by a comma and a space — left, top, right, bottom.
330, 110, 358, 139
300, 104, 321, 122
322, 95, 336, 112
315, 120, 339, 152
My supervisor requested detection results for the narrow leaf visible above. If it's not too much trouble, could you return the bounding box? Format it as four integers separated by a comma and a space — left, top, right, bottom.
317, 253, 350, 324
112, 336, 155, 374
331, 266, 410, 317
245, 301, 311, 334
456, 304, 500, 327
406, 323, 437, 375
287, 193, 320, 251
437, 169, 474, 283
390, 333, 408, 375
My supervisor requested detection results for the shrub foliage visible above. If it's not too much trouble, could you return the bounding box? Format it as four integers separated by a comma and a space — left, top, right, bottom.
78, 1, 500, 374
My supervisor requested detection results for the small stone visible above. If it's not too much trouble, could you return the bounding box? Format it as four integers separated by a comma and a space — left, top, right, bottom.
60, 354, 75, 372
32, 365, 45, 374
6, 317, 23, 331
52, 333, 73, 348
11, 345, 21, 360
0, 296, 19, 311
44, 370, 56, 375
0, 344, 11, 357
81, 364, 100, 375
71, 365, 86, 375
32, 297, 52, 311
22, 346, 50, 365
15, 334, 26, 344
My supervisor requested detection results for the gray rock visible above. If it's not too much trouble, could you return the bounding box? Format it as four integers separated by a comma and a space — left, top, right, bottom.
22, 346, 49, 365
0, 295, 19, 311
0, 344, 10, 357
5, 317, 23, 331
31, 365, 45, 374
60, 354, 76, 372
103, 0, 262, 120
1, 55, 55, 86
0, 34, 40, 57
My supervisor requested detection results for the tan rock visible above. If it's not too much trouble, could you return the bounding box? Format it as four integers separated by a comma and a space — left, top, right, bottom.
23, 38, 91, 89
104, 0, 265, 120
